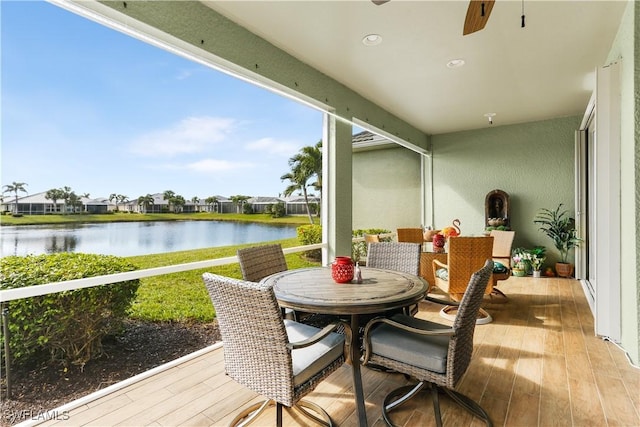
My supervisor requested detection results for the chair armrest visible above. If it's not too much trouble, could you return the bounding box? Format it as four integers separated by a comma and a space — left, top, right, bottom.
432, 259, 448, 286
287, 321, 351, 350
364, 316, 455, 338
362, 316, 454, 365
493, 256, 511, 270
423, 295, 460, 307
432, 259, 448, 269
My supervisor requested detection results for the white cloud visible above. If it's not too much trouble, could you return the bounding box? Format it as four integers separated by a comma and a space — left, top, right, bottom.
245, 137, 299, 157
186, 158, 254, 173
175, 69, 193, 80
129, 116, 235, 157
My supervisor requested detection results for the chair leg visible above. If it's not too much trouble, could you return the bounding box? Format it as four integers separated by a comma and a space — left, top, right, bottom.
381, 382, 492, 427
276, 402, 283, 427
440, 305, 493, 325
430, 383, 443, 427
292, 399, 334, 426
382, 382, 427, 426
231, 399, 273, 427
441, 387, 493, 427
485, 287, 509, 304
231, 398, 334, 427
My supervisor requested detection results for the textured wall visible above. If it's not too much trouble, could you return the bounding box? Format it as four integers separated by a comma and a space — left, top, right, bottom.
431, 116, 581, 265
352, 146, 422, 231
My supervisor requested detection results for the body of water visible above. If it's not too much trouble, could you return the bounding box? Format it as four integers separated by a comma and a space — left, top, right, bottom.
0, 221, 297, 257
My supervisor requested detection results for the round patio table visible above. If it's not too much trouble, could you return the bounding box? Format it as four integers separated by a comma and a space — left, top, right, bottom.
261, 266, 428, 427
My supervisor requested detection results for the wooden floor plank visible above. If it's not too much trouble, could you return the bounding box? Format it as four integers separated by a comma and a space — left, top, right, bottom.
568, 376, 607, 427
35, 276, 640, 427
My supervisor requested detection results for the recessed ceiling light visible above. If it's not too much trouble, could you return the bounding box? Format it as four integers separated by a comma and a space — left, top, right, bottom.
446, 59, 465, 68
362, 34, 382, 46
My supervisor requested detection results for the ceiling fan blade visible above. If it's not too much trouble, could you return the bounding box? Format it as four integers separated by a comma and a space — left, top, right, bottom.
463, 0, 495, 35
372, 0, 390, 5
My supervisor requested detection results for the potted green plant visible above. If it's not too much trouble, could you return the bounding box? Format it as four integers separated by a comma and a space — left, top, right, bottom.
533, 204, 581, 278
511, 247, 529, 276
527, 246, 546, 278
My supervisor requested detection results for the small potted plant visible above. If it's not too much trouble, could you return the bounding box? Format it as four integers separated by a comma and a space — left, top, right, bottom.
534, 204, 581, 278
527, 246, 546, 278
511, 248, 528, 276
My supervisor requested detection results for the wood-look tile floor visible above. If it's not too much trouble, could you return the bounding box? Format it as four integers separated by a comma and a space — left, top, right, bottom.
39, 277, 639, 427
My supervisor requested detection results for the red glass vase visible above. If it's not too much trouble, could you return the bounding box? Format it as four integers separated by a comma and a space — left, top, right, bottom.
331, 256, 354, 283
432, 234, 446, 253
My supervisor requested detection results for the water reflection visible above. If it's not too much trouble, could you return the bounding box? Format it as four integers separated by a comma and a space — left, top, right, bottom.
1, 221, 297, 257
44, 234, 79, 253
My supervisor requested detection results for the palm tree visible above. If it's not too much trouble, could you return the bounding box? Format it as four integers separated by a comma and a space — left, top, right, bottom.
230, 195, 250, 214
67, 192, 82, 213
2, 181, 27, 215
60, 186, 73, 214
45, 188, 66, 214
117, 195, 129, 211
163, 190, 175, 212
191, 196, 200, 212
298, 140, 323, 200
281, 141, 322, 224
205, 196, 218, 213
109, 193, 128, 211
138, 194, 155, 213
281, 165, 314, 224
171, 195, 186, 213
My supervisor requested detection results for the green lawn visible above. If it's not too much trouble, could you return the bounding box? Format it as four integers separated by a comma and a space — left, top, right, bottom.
0, 212, 317, 226
2, 212, 320, 323
125, 237, 321, 323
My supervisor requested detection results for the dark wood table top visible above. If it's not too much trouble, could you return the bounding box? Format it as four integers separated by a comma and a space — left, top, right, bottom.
261, 266, 428, 315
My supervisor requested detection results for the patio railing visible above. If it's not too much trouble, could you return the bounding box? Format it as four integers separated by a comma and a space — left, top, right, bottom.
0, 242, 326, 399
0, 233, 397, 398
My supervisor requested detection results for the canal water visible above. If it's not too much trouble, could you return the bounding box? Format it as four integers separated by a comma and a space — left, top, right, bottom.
0, 221, 297, 257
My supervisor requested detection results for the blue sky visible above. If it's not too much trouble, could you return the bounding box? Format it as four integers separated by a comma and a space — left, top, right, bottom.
1, 1, 324, 201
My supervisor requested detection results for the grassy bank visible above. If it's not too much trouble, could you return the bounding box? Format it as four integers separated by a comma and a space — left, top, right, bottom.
2, 213, 320, 322
125, 237, 321, 323
0, 212, 317, 226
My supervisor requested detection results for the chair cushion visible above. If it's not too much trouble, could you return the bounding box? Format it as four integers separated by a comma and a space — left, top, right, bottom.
369, 314, 451, 374
493, 262, 508, 274
435, 268, 449, 281
284, 320, 345, 386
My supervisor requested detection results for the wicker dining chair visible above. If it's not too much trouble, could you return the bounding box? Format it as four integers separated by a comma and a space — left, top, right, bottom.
237, 243, 288, 283
396, 228, 425, 245
367, 242, 422, 316
237, 243, 296, 319
362, 260, 494, 427
364, 233, 380, 244
432, 236, 494, 324
202, 273, 348, 427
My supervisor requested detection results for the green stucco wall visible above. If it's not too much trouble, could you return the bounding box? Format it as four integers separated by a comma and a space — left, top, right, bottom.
352, 146, 422, 231
431, 116, 581, 267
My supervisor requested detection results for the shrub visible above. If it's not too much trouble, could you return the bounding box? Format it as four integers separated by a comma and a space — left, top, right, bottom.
271, 202, 286, 218
352, 228, 392, 262
0, 253, 140, 367
297, 224, 322, 260
242, 203, 254, 214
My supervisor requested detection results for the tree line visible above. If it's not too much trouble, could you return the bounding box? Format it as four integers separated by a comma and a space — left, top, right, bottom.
2, 139, 323, 222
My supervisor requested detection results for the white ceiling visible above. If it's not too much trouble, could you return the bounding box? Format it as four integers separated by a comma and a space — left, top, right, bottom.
202, 1, 626, 135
